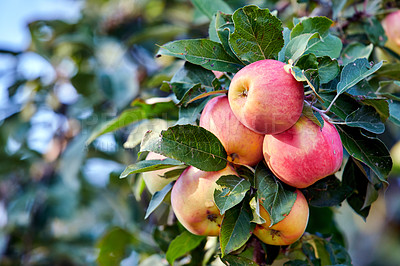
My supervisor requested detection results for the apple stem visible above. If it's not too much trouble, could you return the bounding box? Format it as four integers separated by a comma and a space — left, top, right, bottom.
322, 93, 340, 114
304, 100, 331, 122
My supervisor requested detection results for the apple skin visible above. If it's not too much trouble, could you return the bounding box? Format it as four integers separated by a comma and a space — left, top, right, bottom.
200, 95, 264, 166
171, 165, 238, 236
228, 59, 304, 134
263, 116, 343, 188
142, 152, 179, 194
382, 10, 400, 55
253, 190, 309, 246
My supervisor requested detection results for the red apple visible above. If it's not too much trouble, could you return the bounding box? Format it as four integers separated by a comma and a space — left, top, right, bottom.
142, 152, 179, 194
171, 165, 238, 236
200, 95, 264, 166
382, 10, 400, 55
263, 116, 343, 188
228, 59, 304, 134
253, 190, 309, 246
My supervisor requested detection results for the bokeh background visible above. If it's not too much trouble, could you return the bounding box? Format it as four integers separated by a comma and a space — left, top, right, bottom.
1, 0, 400, 265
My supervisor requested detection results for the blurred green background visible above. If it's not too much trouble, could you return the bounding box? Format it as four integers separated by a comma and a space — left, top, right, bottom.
1, 0, 400, 265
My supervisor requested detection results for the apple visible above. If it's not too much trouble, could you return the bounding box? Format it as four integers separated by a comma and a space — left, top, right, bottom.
382, 10, 400, 55
228, 59, 304, 134
253, 190, 309, 245
171, 165, 238, 236
142, 152, 179, 194
263, 116, 343, 188
200, 95, 264, 166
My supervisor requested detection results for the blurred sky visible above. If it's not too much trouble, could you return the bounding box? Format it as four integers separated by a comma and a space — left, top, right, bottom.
0, 0, 82, 51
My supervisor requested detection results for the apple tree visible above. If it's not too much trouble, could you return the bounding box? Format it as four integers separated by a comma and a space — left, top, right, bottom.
84, 0, 400, 265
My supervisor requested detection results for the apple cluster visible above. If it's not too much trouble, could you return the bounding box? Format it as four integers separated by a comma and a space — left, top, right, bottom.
145, 59, 344, 246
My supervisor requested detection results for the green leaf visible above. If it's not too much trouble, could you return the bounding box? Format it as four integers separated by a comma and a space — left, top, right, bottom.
96, 227, 134, 266
249, 196, 266, 224
337, 125, 392, 182
364, 17, 387, 46
158, 39, 243, 73
177, 99, 208, 125
341, 43, 373, 66
166, 231, 205, 265
191, 0, 232, 20
344, 105, 385, 134
229, 5, 284, 63
301, 175, 352, 207
140, 125, 228, 171
209, 14, 219, 42
290, 16, 333, 39
214, 175, 251, 215
124, 119, 171, 149
285, 32, 320, 62
220, 195, 255, 256
221, 255, 258, 265
120, 158, 183, 178
362, 99, 390, 122
337, 58, 383, 95
86, 100, 178, 144
215, 12, 240, 61
389, 100, 400, 126
278, 27, 291, 62
318, 57, 340, 84
145, 182, 174, 219
319, 92, 361, 120
325, 240, 352, 265
254, 163, 297, 226
304, 34, 342, 59
302, 103, 324, 128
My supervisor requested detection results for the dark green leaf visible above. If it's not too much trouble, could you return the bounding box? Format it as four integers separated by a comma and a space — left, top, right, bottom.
337, 58, 383, 95
254, 163, 297, 226
337, 125, 392, 182
325, 240, 352, 265
158, 39, 243, 73
318, 57, 340, 84
215, 12, 240, 61
86, 101, 178, 144
341, 43, 373, 66
145, 182, 174, 219
140, 125, 228, 171
221, 255, 258, 265
301, 175, 352, 207
302, 243, 321, 266
345, 105, 385, 134
96, 227, 134, 266
166, 231, 206, 265
342, 158, 374, 219
120, 158, 183, 178
291, 16, 333, 39
319, 92, 361, 120
191, 0, 232, 20
361, 99, 390, 122
229, 5, 284, 63
220, 195, 255, 256
375, 63, 400, 79
214, 175, 251, 215
364, 17, 387, 46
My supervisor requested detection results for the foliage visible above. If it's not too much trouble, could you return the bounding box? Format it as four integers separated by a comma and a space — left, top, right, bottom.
1, 0, 400, 265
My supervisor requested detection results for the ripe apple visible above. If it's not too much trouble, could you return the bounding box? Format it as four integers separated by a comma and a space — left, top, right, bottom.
382, 10, 400, 55
228, 59, 304, 134
200, 95, 264, 166
253, 190, 309, 245
142, 152, 179, 194
171, 165, 238, 236
263, 116, 343, 188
